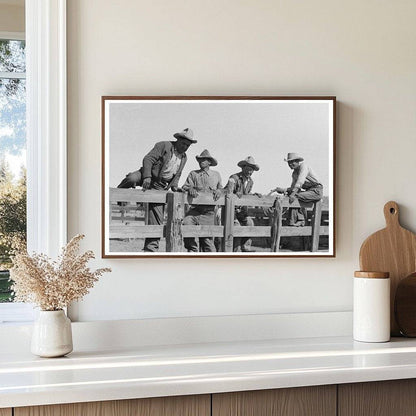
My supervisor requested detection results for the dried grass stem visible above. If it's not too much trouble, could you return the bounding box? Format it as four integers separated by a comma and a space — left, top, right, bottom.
10, 234, 111, 310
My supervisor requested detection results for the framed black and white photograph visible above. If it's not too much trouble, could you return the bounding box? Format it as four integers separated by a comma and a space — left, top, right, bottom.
102, 96, 336, 258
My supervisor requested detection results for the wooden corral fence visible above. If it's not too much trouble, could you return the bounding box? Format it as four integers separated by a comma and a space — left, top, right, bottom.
109, 188, 329, 252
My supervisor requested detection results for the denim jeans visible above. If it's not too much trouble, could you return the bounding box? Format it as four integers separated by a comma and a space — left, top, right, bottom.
183, 208, 216, 252
143, 180, 168, 252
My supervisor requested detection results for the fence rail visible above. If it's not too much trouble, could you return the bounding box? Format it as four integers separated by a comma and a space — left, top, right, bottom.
109, 188, 329, 252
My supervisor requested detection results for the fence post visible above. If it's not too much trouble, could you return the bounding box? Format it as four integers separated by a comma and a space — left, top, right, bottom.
144, 203, 149, 225
222, 193, 235, 252
120, 205, 125, 224
311, 200, 323, 252
270, 198, 282, 252
166, 192, 184, 252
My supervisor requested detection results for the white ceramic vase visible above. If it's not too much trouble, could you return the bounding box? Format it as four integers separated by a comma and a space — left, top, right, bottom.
31, 310, 73, 357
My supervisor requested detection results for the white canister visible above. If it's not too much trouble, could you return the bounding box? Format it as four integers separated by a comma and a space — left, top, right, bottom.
353, 271, 390, 342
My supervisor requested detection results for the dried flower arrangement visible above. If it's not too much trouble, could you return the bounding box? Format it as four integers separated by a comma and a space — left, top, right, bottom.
10, 234, 111, 311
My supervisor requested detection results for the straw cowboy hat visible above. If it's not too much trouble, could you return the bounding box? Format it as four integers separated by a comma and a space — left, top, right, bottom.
196, 149, 218, 166
284, 152, 304, 162
173, 128, 197, 143
237, 156, 260, 171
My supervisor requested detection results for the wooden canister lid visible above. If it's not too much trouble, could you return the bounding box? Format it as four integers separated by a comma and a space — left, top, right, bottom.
354, 271, 390, 279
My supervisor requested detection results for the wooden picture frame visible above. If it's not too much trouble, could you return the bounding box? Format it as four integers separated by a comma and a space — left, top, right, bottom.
102, 96, 336, 258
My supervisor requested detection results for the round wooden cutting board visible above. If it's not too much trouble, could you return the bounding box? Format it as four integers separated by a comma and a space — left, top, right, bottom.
359, 201, 416, 336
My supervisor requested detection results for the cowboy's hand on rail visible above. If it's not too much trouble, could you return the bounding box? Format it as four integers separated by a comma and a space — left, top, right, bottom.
213, 189, 222, 201
171, 186, 182, 192
236, 190, 243, 198
141, 178, 151, 191
188, 188, 198, 198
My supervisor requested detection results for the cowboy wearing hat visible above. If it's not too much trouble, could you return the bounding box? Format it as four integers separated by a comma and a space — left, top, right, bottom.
117, 128, 197, 252
271, 152, 323, 226
182, 149, 223, 252
225, 156, 261, 252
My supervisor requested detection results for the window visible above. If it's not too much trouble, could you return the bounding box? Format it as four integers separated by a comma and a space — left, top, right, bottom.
0, 0, 67, 323
0, 34, 26, 306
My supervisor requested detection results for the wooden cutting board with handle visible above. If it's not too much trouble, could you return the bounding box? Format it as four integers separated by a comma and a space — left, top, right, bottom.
359, 201, 416, 336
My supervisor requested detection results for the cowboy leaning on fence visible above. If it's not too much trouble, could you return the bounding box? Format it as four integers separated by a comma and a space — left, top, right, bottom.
182, 150, 223, 252
225, 156, 262, 252
117, 128, 197, 252
271, 152, 323, 227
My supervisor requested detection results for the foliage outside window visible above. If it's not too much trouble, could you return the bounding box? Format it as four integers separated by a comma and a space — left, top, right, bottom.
0, 38, 26, 302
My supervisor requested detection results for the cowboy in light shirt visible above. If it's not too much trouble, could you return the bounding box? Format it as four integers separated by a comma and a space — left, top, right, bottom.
272, 152, 323, 226
182, 149, 222, 252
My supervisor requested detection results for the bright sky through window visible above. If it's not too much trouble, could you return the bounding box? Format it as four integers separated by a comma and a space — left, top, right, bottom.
0, 39, 26, 181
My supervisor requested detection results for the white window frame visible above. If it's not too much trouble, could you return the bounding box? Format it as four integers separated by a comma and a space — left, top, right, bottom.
0, 0, 67, 323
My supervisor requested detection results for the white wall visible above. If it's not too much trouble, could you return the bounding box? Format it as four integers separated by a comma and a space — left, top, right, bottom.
67, 0, 416, 322
0, 3, 24, 33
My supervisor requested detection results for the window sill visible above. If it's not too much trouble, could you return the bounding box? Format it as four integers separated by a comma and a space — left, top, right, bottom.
0, 303, 35, 324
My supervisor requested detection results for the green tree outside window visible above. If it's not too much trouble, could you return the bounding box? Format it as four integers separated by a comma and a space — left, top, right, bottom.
0, 38, 27, 302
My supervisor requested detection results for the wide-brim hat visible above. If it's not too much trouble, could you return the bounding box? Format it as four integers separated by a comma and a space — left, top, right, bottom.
196, 149, 218, 166
237, 156, 259, 171
284, 152, 304, 162
173, 128, 197, 143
